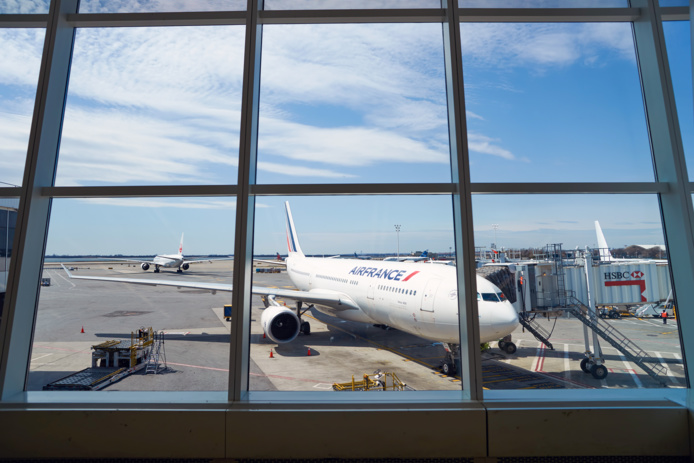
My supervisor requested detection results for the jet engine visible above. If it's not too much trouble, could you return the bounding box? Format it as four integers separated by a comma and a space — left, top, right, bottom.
261, 305, 300, 344
141, 263, 150, 271
181, 263, 189, 270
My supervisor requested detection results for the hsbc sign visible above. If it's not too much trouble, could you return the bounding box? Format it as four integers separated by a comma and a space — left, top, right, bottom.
604, 270, 644, 280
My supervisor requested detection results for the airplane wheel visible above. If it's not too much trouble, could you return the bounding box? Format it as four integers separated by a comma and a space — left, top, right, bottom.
591, 364, 608, 380
580, 358, 591, 373
504, 342, 517, 354
154, 269, 160, 273
442, 362, 456, 376
498, 341, 506, 350
300, 321, 311, 335
177, 269, 182, 273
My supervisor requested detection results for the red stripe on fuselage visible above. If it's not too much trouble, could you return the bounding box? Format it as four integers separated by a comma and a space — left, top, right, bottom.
402, 271, 420, 281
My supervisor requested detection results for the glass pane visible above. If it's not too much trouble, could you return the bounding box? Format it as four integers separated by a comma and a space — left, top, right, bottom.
79, 0, 246, 13
0, 199, 19, 315
0, 28, 45, 188
659, 0, 689, 6
55, 26, 244, 186
459, 0, 627, 7
30, 197, 235, 392
461, 23, 653, 183
250, 195, 472, 392
0, 1, 49, 13
264, 0, 440, 10
663, 21, 693, 181
472, 194, 683, 391
257, 24, 451, 184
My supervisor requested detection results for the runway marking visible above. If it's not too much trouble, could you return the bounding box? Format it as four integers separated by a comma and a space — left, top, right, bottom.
162, 331, 190, 336
47, 269, 76, 288
654, 351, 681, 386
564, 344, 570, 381
31, 353, 53, 361
618, 354, 642, 388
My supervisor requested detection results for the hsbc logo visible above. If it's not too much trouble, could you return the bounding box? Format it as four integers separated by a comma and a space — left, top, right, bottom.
604, 270, 644, 280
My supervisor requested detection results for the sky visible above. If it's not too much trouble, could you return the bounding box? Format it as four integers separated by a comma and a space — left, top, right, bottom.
0, 11, 691, 256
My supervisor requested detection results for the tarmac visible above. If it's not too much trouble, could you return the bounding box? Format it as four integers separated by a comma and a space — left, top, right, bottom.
28, 260, 685, 392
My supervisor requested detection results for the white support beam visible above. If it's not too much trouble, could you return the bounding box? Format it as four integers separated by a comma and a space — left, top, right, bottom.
0, 0, 79, 400
632, 0, 694, 400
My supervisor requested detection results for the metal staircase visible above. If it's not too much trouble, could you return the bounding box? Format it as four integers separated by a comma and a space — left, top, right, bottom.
565, 296, 667, 385
145, 331, 167, 374
518, 312, 554, 350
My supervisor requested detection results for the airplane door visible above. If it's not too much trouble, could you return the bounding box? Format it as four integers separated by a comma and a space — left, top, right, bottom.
367, 284, 374, 300
420, 279, 441, 312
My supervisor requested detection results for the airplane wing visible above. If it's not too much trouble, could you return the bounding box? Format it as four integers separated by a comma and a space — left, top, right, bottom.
183, 257, 234, 265
61, 265, 360, 311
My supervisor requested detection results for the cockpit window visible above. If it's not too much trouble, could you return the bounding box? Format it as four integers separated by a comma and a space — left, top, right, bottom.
481, 293, 500, 302
497, 292, 506, 301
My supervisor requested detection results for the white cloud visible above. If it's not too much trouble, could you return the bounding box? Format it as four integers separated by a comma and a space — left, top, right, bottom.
0, 29, 44, 86
258, 118, 449, 167
257, 161, 356, 178
467, 133, 514, 160
461, 23, 635, 69
79, 197, 236, 209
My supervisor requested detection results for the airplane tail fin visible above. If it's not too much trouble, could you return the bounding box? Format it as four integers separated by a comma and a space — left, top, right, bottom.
285, 202, 305, 258
421, 250, 428, 258
276, 252, 282, 261
594, 221, 613, 262
179, 233, 184, 256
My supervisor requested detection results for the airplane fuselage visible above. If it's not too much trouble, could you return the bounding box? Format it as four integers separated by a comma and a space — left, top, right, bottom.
153, 254, 184, 268
286, 256, 518, 344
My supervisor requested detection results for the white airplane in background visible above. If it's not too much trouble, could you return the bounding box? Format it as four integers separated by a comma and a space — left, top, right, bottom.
595, 221, 667, 264
117, 233, 232, 273
63, 203, 519, 375
383, 250, 429, 262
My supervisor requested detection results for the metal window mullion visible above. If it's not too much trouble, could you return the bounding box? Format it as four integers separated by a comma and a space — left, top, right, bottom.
229, 0, 262, 403
0, 0, 79, 400
631, 0, 694, 392
443, 0, 480, 401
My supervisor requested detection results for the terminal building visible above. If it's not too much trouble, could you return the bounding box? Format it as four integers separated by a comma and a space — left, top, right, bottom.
0, 2, 693, 462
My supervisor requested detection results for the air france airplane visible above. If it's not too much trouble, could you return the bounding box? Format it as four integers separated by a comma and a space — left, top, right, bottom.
63, 202, 519, 375
118, 233, 232, 273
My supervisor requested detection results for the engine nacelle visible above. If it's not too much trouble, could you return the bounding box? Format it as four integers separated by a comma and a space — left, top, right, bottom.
261, 305, 300, 344
181, 263, 189, 270
141, 263, 150, 271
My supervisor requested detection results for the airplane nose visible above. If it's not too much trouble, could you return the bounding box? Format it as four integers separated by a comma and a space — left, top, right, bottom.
497, 302, 520, 335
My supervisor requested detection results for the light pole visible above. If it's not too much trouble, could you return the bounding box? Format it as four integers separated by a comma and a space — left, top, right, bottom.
394, 224, 401, 259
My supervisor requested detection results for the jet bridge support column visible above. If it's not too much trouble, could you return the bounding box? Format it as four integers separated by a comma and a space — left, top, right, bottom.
580, 249, 608, 380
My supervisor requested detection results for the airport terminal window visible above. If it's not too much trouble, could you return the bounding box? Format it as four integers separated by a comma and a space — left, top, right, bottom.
256, 23, 451, 185
0, 28, 45, 188
263, 0, 441, 10
459, 0, 628, 7
472, 194, 684, 390
0, 3, 691, 409
30, 198, 235, 392
0, 1, 50, 13
663, 21, 693, 181
250, 195, 463, 392
460, 22, 653, 183
78, 0, 246, 13
54, 26, 244, 187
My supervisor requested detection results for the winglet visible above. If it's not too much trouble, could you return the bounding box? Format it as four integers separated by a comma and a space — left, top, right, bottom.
61, 264, 73, 278
285, 202, 305, 257
595, 221, 613, 262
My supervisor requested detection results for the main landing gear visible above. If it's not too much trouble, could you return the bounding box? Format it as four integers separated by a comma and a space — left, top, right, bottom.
296, 301, 313, 335
153, 265, 160, 273
498, 335, 517, 354
580, 356, 608, 380
441, 343, 460, 376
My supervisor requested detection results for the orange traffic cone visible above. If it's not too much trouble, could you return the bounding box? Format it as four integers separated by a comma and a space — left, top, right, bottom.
307, 347, 311, 356
81, 326, 84, 333
269, 350, 274, 358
